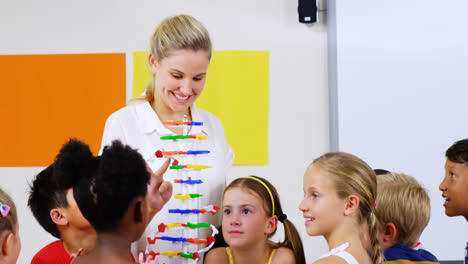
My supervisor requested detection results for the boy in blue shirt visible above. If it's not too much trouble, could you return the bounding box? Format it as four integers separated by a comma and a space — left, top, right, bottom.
375, 172, 438, 264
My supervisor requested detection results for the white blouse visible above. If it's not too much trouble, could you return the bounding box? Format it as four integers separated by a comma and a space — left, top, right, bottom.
100, 101, 234, 263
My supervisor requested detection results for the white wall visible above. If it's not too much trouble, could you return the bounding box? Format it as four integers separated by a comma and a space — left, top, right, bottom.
0, 0, 330, 263
330, 0, 468, 260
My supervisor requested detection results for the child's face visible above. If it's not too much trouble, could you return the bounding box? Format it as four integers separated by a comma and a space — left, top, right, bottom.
299, 164, 347, 237
440, 159, 468, 219
222, 187, 273, 249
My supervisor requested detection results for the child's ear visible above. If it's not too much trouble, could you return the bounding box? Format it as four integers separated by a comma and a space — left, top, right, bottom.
383, 222, 398, 242
1, 232, 14, 256
344, 195, 360, 216
264, 216, 278, 235
50, 208, 68, 226
133, 200, 144, 223
132, 197, 147, 224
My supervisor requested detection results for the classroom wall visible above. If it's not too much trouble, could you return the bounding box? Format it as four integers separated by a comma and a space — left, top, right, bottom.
0, 0, 329, 262
329, 0, 468, 260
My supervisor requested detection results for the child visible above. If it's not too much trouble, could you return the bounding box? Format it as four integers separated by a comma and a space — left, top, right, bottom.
299, 152, 381, 264
204, 176, 305, 264
0, 187, 21, 264
72, 140, 172, 263
440, 138, 468, 221
28, 139, 97, 263
375, 172, 438, 263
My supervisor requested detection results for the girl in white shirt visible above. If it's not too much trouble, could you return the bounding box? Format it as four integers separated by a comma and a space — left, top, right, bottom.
100, 14, 234, 263
299, 152, 382, 264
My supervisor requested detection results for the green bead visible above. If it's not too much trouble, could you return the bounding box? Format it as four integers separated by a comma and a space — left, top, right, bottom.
180, 252, 194, 259
186, 222, 210, 228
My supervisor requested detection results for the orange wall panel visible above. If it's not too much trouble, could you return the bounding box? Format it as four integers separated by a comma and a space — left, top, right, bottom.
0, 53, 126, 166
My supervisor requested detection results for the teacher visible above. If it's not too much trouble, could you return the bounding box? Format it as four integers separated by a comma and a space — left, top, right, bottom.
100, 14, 234, 263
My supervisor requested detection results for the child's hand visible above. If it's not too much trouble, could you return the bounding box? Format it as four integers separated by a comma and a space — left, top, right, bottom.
138, 252, 154, 264
147, 159, 172, 215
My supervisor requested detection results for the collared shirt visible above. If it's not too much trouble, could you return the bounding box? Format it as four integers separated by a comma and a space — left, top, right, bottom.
100, 101, 234, 263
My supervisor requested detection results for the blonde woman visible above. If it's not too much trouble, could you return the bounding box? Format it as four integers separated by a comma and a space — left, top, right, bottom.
100, 14, 234, 263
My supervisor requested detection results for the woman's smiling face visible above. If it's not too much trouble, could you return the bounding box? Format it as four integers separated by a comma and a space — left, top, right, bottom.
150, 49, 210, 115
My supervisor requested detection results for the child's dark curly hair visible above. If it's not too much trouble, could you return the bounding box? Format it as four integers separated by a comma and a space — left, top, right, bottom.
28, 138, 94, 238
73, 140, 150, 232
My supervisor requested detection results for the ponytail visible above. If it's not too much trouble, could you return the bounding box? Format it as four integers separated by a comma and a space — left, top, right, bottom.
278, 218, 306, 264
368, 213, 382, 264
54, 138, 96, 187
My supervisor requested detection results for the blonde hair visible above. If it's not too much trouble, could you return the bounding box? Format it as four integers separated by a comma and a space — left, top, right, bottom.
134, 14, 212, 104
375, 172, 430, 247
312, 152, 382, 264
0, 188, 17, 235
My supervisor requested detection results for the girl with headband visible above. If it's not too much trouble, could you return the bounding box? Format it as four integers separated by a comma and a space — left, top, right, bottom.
205, 176, 305, 264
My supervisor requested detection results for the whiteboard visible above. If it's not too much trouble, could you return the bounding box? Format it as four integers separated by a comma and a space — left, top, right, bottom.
329, 0, 468, 260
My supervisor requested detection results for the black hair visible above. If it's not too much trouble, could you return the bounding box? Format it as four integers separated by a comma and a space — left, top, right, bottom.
373, 169, 390, 175
28, 139, 94, 239
73, 140, 150, 232
446, 138, 468, 164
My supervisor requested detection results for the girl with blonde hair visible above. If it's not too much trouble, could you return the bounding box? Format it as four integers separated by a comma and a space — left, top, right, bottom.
299, 152, 382, 264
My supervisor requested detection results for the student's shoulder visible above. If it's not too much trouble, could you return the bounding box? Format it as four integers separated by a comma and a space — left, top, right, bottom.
272, 247, 296, 264
313, 255, 348, 264
204, 247, 229, 264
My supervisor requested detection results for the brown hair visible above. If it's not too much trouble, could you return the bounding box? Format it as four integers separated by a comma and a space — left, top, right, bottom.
375, 172, 430, 247
0, 188, 18, 235
133, 14, 212, 104
225, 176, 306, 264
312, 152, 382, 264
